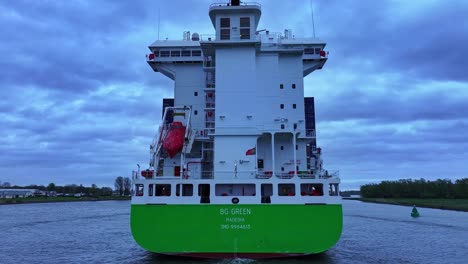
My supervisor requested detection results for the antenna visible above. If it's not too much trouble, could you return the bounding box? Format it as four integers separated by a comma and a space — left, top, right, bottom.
310, 0, 316, 38
158, 8, 161, 40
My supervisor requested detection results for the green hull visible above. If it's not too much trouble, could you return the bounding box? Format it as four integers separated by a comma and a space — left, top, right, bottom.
131, 204, 342, 256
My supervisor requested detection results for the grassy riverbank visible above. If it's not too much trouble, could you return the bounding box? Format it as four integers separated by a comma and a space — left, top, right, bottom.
0, 196, 130, 205
345, 197, 468, 212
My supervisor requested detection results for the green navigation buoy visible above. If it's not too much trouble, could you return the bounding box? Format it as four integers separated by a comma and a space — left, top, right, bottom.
411, 206, 420, 218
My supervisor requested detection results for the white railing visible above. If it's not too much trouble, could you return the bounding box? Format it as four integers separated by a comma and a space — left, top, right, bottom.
209, 2, 261, 8
200, 34, 216, 41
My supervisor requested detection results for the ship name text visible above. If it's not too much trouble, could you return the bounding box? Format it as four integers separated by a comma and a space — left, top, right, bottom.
219, 208, 251, 215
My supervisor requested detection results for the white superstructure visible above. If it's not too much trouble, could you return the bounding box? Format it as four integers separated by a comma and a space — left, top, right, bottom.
137, 1, 339, 203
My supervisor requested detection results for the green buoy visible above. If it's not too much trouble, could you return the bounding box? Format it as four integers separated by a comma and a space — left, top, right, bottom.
411, 206, 420, 218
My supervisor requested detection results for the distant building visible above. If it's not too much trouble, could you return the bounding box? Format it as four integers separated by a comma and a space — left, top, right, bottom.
0, 189, 37, 198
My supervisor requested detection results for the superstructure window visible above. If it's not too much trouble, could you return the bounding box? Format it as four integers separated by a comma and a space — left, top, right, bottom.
293, 104, 296, 109
194, 92, 198, 96
182, 50, 191, 56
215, 184, 255, 196
171, 50, 181, 57
155, 184, 171, 196
329, 183, 339, 196
135, 184, 144, 196
292, 84, 296, 89
148, 184, 154, 196
301, 184, 323, 196
280, 104, 284, 109
192, 50, 202, 56
279, 184, 295, 196
176, 184, 193, 196
281, 124, 285, 129
194, 110, 198, 115
280, 84, 284, 89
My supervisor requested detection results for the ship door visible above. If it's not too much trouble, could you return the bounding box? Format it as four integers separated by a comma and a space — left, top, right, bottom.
199, 184, 210, 204
257, 159, 264, 169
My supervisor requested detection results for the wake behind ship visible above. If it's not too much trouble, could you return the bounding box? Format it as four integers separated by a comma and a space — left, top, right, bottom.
130, 0, 342, 259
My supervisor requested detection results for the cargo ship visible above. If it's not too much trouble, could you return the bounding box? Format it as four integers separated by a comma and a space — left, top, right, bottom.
130, 0, 342, 259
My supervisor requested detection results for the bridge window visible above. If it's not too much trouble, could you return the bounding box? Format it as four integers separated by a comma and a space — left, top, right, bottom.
221, 29, 230, 40
304, 48, 314, 54
148, 184, 154, 196
314, 48, 321, 54
240, 17, 250, 39
220, 18, 230, 27
160, 50, 170, 57
220, 18, 231, 40
181, 50, 191, 56
171, 50, 181, 57
240, 17, 250, 27
240, 29, 250, 39
192, 50, 202, 56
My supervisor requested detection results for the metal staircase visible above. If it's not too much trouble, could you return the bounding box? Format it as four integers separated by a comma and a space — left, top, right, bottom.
201, 53, 216, 178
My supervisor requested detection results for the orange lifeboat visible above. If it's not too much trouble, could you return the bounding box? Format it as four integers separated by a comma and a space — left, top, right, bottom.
162, 121, 186, 158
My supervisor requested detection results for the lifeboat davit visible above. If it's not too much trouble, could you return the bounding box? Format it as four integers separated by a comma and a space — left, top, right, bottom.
162, 121, 186, 158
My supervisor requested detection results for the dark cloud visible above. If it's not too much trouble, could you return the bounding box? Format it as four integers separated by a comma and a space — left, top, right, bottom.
313, 0, 468, 81
312, 77, 468, 123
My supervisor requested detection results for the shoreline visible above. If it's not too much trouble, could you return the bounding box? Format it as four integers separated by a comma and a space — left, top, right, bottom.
344, 197, 468, 212
0, 196, 131, 205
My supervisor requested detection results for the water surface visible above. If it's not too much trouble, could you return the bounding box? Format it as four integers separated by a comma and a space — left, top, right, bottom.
1, 200, 467, 263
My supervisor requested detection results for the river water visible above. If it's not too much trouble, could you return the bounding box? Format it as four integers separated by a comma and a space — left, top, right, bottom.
1, 200, 467, 264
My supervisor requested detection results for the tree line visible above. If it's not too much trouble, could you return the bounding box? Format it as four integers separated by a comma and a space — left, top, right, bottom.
361, 178, 468, 199
1, 176, 133, 197
0, 183, 113, 196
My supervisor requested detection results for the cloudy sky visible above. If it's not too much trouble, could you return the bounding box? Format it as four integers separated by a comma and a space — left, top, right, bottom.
1, 0, 467, 189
